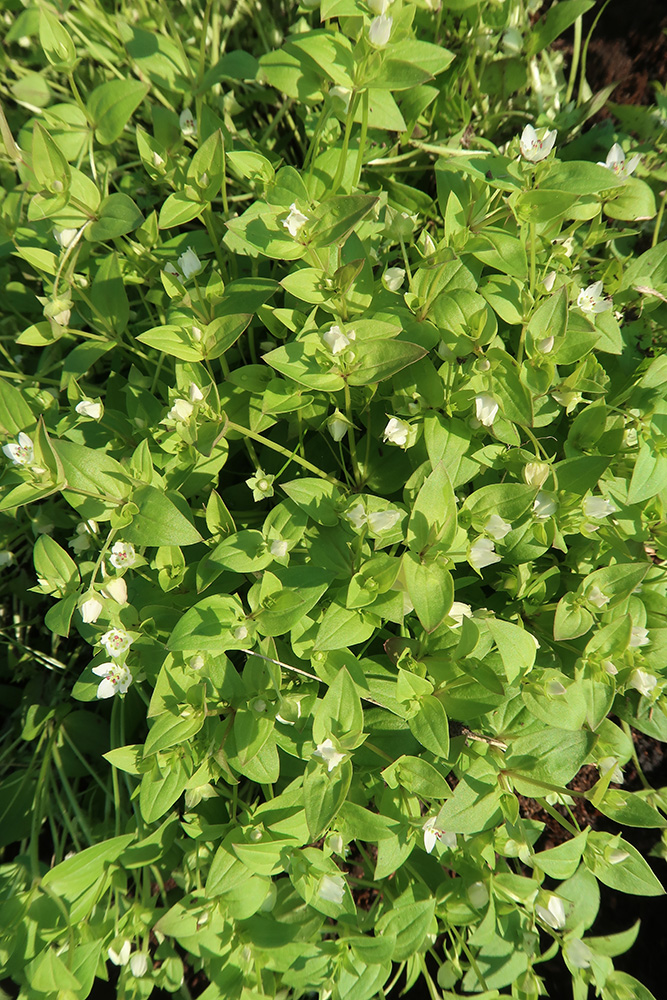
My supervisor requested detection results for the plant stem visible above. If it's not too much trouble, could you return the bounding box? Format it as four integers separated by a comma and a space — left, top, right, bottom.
344, 382, 360, 485
565, 15, 582, 105
226, 420, 342, 484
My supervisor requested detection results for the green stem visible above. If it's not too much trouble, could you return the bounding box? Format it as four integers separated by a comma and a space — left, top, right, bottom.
621, 720, 651, 790
451, 925, 488, 992
352, 89, 369, 189
343, 382, 360, 485
226, 421, 342, 484
652, 188, 667, 248
332, 92, 361, 194
577, 0, 612, 107
565, 16, 582, 105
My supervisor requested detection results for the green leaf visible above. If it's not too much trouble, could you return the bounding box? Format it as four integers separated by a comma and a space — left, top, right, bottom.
627, 443, 667, 504
376, 892, 436, 962
122, 485, 202, 547
312, 666, 364, 743
403, 553, 454, 632
42, 834, 134, 900
407, 462, 457, 554
314, 604, 375, 651
585, 831, 664, 896
507, 728, 597, 796
303, 759, 352, 839
39, 8, 77, 68
554, 594, 593, 641
140, 756, 189, 823
53, 439, 130, 508
555, 455, 610, 495
144, 709, 205, 756
533, 830, 589, 879
0, 378, 37, 435
346, 339, 427, 386
436, 766, 503, 834
88, 80, 149, 145
31, 123, 70, 193
158, 192, 203, 229
485, 618, 537, 683
383, 755, 450, 798
309, 195, 379, 248
408, 695, 450, 758
91, 253, 129, 335
87, 193, 144, 241
136, 324, 204, 361
526, 0, 594, 55
167, 594, 246, 652
281, 478, 341, 526
593, 789, 666, 829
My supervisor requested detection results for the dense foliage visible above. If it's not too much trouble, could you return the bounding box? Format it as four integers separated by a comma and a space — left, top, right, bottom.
2, 1, 667, 999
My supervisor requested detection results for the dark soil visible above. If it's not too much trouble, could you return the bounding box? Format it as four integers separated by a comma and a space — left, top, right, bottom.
550, 0, 667, 110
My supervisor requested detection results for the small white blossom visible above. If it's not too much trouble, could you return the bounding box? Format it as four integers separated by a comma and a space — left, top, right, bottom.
323, 324, 355, 355
318, 874, 345, 904
179, 109, 197, 137
566, 940, 593, 969
474, 394, 499, 427
177, 247, 202, 280
629, 627, 650, 649
630, 668, 655, 697
327, 412, 349, 442
382, 267, 405, 292
69, 519, 98, 553
533, 492, 557, 519
0, 551, 13, 567
583, 496, 617, 519
80, 595, 103, 623
282, 202, 308, 238
246, 470, 274, 502
345, 502, 367, 530
538, 336, 555, 353
519, 124, 557, 162
547, 679, 567, 696
602, 659, 618, 676
189, 383, 204, 402
93, 662, 133, 699
75, 399, 103, 420
54, 227, 79, 249
608, 848, 630, 865
448, 601, 472, 627
313, 738, 345, 772
109, 541, 136, 570
270, 539, 289, 558
368, 510, 401, 533
100, 628, 132, 658
587, 585, 610, 609
233, 625, 249, 641
423, 817, 441, 854
535, 895, 566, 930
129, 953, 149, 978
163, 262, 180, 278
598, 757, 624, 784
168, 398, 194, 422
368, 0, 391, 12
108, 941, 132, 966
543, 271, 557, 292
102, 577, 127, 604
485, 514, 512, 540
190, 655, 204, 671
468, 882, 489, 909
329, 833, 344, 855
577, 280, 612, 315
153, 151, 165, 168
383, 416, 411, 447
523, 462, 550, 488
329, 86, 351, 112
368, 14, 392, 47
3, 432, 34, 467
598, 143, 640, 179
469, 537, 501, 571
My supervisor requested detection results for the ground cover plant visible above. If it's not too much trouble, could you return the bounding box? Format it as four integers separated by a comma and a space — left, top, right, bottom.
1, 0, 667, 997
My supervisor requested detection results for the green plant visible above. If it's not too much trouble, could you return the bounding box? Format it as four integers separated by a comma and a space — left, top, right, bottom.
1, 1, 667, 999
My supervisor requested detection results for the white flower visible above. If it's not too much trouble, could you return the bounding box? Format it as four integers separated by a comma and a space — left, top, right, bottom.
129, 953, 149, 978
485, 514, 511, 540
233, 625, 249, 641
313, 738, 345, 772
602, 659, 618, 676
630, 668, 655, 697
519, 124, 557, 162
168, 398, 194, 422
368, 510, 401, 533
69, 519, 98, 553
583, 496, 617, 519
368, 0, 391, 12
189, 383, 204, 402
552, 389, 583, 412
608, 848, 630, 864
323, 324, 355, 355
629, 627, 650, 648
177, 247, 202, 280
598, 143, 640, 179
0, 551, 13, 567
536, 894, 566, 930
587, 585, 610, 609
163, 262, 180, 277
318, 873, 345, 904
423, 816, 443, 854
179, 109, 197, 136
598, 757, 624, 784
577, 281, 612, 314
383, 416, 410, 447
246, 470, 274, 502
474, 394, 499, 427
100, 628, 132, 658
523, 462, 550, 487
329, 833, 344, 855
153, 151, 165, 168
566, 940, 593, 969
543, 271, 556, 292
327, 412, 349, 442
270, 539, 289, 558
329, 86, 351, 112
368, 14, 392, 47
282, 202, 308, 238
345, 502, 367, 530
448, 601, 472, 627
533, 492, 557, 519
75, 399, 103, 420
190, 655, 204, 671
51, 301, 71, 325
469, 537, 501, 571
3, 432, 34, 467
93, 662, 133, 699
109, 541, 136, 570
80, 595, 103, 623
382, 267, 406, 292
108, 940, 132, 966
54, 227, 79, 249
538, 336, 555, 353
102, 577, 127, 604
